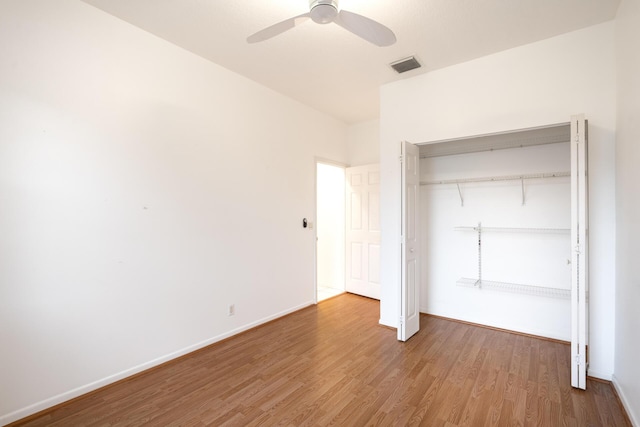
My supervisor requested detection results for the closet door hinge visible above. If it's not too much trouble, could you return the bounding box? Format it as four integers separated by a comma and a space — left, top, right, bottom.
399, 155, 404, 163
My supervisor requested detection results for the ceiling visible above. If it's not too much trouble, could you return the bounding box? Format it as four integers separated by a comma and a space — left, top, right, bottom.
80, 0, 620, 124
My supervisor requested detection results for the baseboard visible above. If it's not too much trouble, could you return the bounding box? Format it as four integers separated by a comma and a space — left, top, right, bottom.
420, 309, 570, 344
386, 309, 567, 341
587, 369, 612, 382
612, 374, 639, 427
1, 301, 315, 426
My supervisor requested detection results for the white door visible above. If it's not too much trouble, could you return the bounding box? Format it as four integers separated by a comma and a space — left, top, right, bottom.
399, 141, 420, 342
345, 164, 381, 299
570, 114, 589, 389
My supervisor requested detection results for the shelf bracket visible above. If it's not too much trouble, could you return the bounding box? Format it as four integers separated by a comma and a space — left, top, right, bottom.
456, 182, 464, 207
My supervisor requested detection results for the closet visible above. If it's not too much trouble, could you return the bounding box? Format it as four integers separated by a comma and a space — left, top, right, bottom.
404, 116, 588, 388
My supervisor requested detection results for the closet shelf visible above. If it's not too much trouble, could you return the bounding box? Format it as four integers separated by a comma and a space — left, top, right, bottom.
454, 226, 570, 234
418, 122, 571, 158
456, 278, 572, 299
420, 171, 570, 186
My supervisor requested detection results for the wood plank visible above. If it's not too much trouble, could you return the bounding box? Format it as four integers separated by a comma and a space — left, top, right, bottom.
9, 294, 631, 427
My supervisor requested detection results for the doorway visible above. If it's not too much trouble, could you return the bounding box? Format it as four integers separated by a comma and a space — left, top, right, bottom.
316, 162, 346, 302
406, 117, 588, 387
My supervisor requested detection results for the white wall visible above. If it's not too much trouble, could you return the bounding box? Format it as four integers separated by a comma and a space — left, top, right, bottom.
421, 143, 572, 340
316, 163, 345, 291
0, 0, 347, 423
380, 22, 616, 379
347, 119, 380, 166
614, 0, 640, 424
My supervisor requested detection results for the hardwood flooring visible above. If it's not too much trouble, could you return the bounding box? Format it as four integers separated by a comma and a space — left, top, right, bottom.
12, 294, 630, 426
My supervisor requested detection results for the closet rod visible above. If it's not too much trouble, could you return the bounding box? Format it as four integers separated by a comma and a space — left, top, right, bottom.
420, 171, 570, 186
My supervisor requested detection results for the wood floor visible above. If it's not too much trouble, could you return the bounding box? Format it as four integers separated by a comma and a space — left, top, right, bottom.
13, 294, 630, 426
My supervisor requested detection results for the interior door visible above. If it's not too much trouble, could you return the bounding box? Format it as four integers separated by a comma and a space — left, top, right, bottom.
570, 114, 589, 389
399, 141, 420, 341
345, 164, 381, 299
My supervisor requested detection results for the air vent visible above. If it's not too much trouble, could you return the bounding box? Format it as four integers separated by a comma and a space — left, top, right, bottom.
390, 56, 421, 74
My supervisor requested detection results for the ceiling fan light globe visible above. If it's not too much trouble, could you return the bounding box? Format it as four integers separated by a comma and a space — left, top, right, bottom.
310, 1, 338, 24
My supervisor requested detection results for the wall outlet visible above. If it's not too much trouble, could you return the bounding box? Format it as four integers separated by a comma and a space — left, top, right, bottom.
228, 304, 235, 316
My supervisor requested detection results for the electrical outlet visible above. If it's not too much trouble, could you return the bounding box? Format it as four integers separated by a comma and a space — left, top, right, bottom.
228, 304, 235, 316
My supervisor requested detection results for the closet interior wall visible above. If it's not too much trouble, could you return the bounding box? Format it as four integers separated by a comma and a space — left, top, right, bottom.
419, 139, 572, 341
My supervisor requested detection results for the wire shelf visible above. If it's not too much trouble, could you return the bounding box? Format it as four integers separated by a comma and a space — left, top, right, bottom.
421, 171, 570, 186
456, 277, 572, 299
454, 226, 570, 234
422, 171, 570, 206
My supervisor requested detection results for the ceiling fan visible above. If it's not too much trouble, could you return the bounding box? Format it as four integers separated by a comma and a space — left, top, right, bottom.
247, 0, 396, 47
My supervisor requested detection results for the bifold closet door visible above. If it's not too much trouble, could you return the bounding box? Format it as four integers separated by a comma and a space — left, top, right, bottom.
570, 114, 588, 390
345, 164, 381, 300
399, 141, 420, 342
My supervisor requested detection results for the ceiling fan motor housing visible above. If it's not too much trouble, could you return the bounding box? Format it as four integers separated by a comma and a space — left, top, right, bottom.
310, 0, 339, 24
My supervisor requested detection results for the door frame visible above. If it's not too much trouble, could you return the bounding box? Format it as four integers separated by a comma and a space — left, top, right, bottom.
396, 117, 589, 386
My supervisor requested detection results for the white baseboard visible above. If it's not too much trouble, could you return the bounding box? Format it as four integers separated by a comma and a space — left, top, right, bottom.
587, 369, 612, 381
0, 301, 315, 426
420, 308, 570, 342
612, 374, 639, 427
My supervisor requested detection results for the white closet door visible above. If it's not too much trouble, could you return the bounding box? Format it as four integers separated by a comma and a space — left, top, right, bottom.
571, 114, 589, 389
399, 141, 420, 342
345, 164, 381, 299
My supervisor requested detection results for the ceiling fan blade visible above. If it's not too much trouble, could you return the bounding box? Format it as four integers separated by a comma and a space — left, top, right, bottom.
335, 10, 396, 47
247, 13, 310, 43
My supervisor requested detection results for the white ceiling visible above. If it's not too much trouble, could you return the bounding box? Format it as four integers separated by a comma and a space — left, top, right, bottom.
81, 0, 620, 124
